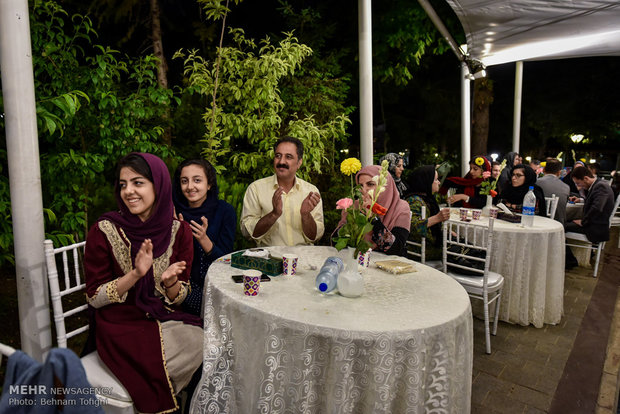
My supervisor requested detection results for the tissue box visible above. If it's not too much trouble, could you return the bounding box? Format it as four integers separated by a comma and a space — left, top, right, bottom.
231, 251, 283, 276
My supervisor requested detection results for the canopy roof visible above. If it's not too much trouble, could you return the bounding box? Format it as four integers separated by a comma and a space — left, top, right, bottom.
445, 0, 620, 67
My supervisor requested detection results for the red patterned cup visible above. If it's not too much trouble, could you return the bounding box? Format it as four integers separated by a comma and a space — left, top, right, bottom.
472, 209, 482, 220
459, 208, 469, 221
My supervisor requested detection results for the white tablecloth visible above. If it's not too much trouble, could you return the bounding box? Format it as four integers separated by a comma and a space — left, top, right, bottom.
449, 212, 565, 327
190, 246, 473, 414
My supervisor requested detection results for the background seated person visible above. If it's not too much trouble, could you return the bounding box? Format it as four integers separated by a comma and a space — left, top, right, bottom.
240, 136, 324, 246
173, 158, 236, 316
535, 158, 570, 224
441, 155, 492, 209
498, 164, 547, 216
405, 165, 450, 261
379, 152, 408, 198
565, 166, 615, 268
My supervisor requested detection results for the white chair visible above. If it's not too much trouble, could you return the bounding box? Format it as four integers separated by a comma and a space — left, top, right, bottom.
406, 205, 426, 263
545, 194, 559, 220
44, 239, 135, 414
565, 195, 618, 277
442, 218, 504, 354
610, 195, 620, 248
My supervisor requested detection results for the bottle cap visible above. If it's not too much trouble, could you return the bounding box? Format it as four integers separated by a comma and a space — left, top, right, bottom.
319, 283, 328, 292
529, 186, 534, 190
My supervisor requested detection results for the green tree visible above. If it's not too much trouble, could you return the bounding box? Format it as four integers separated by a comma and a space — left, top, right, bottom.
0, 1, 178, 262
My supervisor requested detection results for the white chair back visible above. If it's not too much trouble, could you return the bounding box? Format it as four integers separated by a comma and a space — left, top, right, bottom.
442, 218, 494, 277
441, 218, 504, 354
44, 239, 135, 413
406, 205, 426, 263
545, 194, 559, 220
44, 240, 88, 348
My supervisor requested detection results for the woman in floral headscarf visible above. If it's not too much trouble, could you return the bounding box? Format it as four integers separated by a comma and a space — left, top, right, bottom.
441, 155, 492, 209
379, 153, 408, 198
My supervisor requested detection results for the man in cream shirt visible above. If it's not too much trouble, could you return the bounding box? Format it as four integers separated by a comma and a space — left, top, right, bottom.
241, 136, 324, 246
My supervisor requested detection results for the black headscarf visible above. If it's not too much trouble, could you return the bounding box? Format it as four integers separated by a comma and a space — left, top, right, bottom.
497, 151, 519, 192
498, 164, 547, 215
406, 165, 442, 243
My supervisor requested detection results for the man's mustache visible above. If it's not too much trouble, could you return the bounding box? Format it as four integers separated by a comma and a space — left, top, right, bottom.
276, 164, 289, 169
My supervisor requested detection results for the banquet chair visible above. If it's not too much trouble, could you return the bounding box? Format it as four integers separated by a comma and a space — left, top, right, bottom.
441, 218, 504, 354
545, 194, 559, 220
44, 239, 135, 414
406, 205, 426, 263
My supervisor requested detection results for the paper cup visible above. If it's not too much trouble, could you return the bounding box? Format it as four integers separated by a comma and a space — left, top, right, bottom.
282, 254, 299, 276
459, 208, 469, 221
489, 207, 499, 219
357, 249, 371, 268
472, 209, 482, 220
243, 269, 261, 296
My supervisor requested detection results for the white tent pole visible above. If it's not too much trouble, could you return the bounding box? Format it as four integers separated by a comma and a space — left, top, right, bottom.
358, 0, 373, 166
461, 62, 471, 177
512, 61, 523, 154
0, 0, 51, 361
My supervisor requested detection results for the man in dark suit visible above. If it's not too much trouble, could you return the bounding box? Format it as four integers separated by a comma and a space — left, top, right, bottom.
565, 167, 615, 268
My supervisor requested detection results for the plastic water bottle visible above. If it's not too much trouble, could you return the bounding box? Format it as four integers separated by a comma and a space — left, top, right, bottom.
521, 186, 536, 227
315, 257, 344, 293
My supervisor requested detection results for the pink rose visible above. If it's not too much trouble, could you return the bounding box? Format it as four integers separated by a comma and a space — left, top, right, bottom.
336, 198, 353, 209
482, 171, 491, 179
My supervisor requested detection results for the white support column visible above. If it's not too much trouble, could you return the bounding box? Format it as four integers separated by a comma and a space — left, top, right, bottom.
461, 62, 471, 177
0, 0, 51, 360
512, 61, 523, 154
358, 0, 373, 166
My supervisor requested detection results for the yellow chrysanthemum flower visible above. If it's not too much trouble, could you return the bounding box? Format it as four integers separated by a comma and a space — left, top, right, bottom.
475, 157, 484, 166
340, 158, 362, 176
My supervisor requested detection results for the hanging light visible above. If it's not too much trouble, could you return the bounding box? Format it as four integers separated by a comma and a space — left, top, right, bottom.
490, 153, 498, 161
570, 134, 584, 144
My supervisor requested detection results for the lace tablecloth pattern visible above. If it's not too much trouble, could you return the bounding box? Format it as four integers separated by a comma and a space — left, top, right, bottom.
450, 212, 565, 327
190, 246, 473, 414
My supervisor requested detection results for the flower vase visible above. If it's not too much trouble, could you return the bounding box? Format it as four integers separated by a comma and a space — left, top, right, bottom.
482, 195, 493, 217
337, 248, 364, 298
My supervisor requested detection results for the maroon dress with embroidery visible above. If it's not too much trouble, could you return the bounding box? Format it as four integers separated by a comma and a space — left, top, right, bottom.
84, 220, 197, 413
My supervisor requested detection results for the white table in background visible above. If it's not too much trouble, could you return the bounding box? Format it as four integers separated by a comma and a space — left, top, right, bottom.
450, 211, 565, 327
190, 246, 473, 414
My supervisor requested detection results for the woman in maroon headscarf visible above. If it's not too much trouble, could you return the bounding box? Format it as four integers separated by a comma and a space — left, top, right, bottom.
84, 153, 203, 413
337, 165, 411, 256
442, 155, 492, 209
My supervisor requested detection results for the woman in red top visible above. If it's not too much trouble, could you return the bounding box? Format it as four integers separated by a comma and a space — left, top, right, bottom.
84, 153, 203, 413
442, 155, 492, 209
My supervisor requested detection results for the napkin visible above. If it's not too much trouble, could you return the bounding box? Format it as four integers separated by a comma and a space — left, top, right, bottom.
242, 248, 270, 258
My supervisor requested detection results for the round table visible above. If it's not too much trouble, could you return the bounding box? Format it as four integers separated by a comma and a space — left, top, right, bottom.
190, 246, 473, 414
449, 210, 565, 327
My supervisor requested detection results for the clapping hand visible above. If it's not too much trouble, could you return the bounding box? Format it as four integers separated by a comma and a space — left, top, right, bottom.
161, 261, 186, 287
188, 216, 209, 242
134, 239, 153, 278
272, 187, 284, 217
301, 191, 321, 215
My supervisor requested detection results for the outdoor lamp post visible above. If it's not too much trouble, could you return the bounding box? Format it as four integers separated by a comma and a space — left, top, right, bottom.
570, 134, 584, 166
